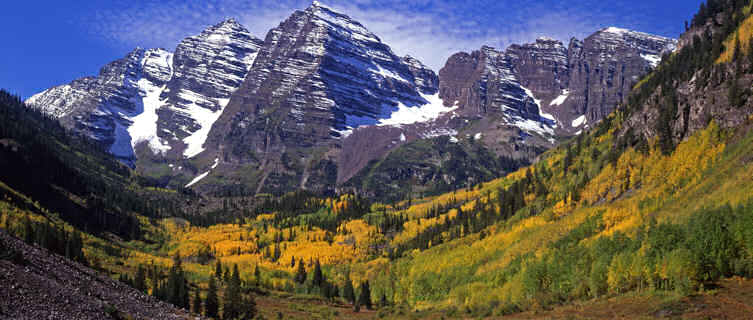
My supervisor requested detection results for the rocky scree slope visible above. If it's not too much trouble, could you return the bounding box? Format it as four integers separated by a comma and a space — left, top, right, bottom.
0, 230, 199, 320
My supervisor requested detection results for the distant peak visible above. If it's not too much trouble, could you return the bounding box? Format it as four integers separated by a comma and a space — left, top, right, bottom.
597, 26, 676, 43
197, 17, 250, 39
602, 26, 629, 34
215, 17, 242, 28
536, 36, 557, 42
310, 1, 334, 11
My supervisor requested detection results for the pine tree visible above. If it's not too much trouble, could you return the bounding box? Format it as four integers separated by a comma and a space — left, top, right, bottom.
343, 276, 355, 304
734, 33, 743, 61
359, 281, 372, 310
273, 243, 281, 262
734, 34, 743, 75
205, 277, 219, 318
166, 252, 188, 308
748, 36, 753, 72
254, 264, 261, 287
290, 256, 296, 268
239, 293, 257, 319
294, 258, 307, 284
312, 259, 323, 287
353, 295, 361, 313
192, 289, 202, 315
214, 259, 222, 278
380, 293, 388, 308
23, 215, 33, 244
134, 264, 146, 293
223, 264, 242, 320
729, 77, 742, 108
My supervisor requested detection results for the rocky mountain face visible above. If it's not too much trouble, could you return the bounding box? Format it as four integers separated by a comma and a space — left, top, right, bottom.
620, 16, 753, 153
208, 2, 441, 152
565, 28, 677, 127
26, 2, 677, 199
203, 2, 448, 194
441, 28, 677, 137
26, 19, 262, 165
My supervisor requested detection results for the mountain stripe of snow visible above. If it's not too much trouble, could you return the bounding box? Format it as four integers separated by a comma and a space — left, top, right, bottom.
572, 115, 587, 127
512, 117, 555, 136
181, 94, 230, 158
184, 158, 220, 188
550, 89, 570, 106
521, 86, 556, 128
185, 171, 210, 188
108, 48, 174, 159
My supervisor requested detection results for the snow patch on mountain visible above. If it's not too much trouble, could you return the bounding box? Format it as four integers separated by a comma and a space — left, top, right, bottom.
181, 96, 230, 158
127, 80, 171, 155
572, 115, 587, 127
521, 86, 556, 129
421, 128, 458, 139
550, 89, 570, 106
512, 117, 555, 137
599, 26, 677, 62
26, 85, 83, 118
378, 93, 457, 127
641, 53, 661, 68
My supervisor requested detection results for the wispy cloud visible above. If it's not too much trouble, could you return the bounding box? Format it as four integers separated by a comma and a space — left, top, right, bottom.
80, 0, 685, 71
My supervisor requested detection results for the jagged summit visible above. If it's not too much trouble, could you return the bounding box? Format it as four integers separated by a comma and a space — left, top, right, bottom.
208, 0, 443, 152
536, 36, 558, 42
26, 18, 263, 163
25, 3, 679, 195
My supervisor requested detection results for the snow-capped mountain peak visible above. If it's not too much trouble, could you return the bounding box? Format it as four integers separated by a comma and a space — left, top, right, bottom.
26, 19, 263, 164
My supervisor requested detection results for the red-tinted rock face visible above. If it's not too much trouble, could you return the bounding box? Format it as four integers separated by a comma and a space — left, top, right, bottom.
566, 27, 677, 128
439, 28, 676, 137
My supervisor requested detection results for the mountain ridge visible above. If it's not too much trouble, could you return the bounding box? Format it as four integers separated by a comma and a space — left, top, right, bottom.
25, 2, 676, 199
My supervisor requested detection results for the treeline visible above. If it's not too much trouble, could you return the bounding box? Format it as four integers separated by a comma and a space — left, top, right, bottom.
391, 167, 552, 258
14, 215, 86, 264
268, 192, 371, 232
291, 258, 384, 312
121, 256, 257, 319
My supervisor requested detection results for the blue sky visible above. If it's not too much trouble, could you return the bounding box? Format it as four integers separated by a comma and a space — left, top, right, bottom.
2, 0, 702, 99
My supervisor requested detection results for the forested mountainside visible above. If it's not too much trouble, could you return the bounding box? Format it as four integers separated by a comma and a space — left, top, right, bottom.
4, 0, 753, 319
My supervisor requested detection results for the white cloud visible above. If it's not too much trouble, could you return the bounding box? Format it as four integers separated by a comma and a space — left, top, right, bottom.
80, 0, 682, 72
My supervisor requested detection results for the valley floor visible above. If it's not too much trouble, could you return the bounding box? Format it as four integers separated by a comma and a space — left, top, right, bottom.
500, 278, 753, 320
253, 278, 753, 319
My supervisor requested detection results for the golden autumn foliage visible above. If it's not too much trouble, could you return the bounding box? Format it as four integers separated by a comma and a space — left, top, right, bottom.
718, 4, 753, 64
